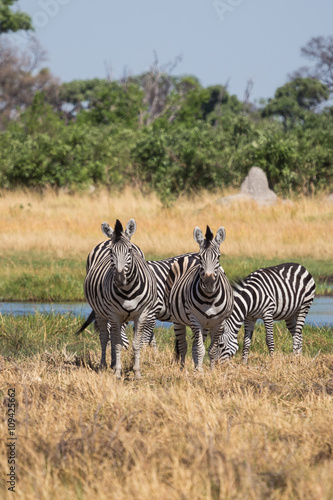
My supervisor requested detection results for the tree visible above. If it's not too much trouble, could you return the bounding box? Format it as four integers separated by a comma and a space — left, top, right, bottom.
262, 77, 329, 131
0, 0, 32, 34
0, 37, 60, 128
290, 36, 333, 93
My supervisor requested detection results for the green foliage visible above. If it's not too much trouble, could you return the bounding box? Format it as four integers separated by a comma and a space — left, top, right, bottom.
22, 91, 63, 136
0, 122, 139, 190
0, 0, 32, 33
262, 77, 330, 130
132, 123, 238, 203
60, 78, 144, 127
0, 66, 332, 201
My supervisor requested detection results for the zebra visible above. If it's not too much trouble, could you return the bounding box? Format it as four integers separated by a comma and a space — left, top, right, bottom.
76, 223, 148, 357
84, 218, 157, 379
217, 262, 316, 364
166, 225, 234, 371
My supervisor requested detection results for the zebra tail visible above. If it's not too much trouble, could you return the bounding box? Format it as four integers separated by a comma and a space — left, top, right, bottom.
74, 310, 96, 336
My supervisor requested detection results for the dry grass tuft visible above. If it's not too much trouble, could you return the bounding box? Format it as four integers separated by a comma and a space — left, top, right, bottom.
0, 189, 332, 259
1, 343, 333, 499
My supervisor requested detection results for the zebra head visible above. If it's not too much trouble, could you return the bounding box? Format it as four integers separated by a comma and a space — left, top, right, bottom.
101, 219, 137, 287
193, 225, 226, 294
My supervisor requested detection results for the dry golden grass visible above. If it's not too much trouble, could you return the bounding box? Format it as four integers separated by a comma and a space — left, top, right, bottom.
0, 189, 332, 499
1, 344, 333, 500
0, 188, 332, 259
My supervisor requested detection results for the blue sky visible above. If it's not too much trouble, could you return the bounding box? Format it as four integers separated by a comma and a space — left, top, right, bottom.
14, 0, 333, 103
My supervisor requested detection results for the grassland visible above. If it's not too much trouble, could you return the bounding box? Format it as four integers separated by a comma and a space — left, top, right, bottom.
0, 189, 332, 499
0, 315, 333, 500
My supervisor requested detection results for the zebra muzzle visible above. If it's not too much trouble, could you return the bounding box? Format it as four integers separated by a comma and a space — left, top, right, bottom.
114, 270, 127, 286
202, 274, 216, 293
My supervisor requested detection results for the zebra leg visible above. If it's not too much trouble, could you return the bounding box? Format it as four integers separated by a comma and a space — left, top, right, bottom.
108, 318, 124, 379
242, 319, 256, 364
174, 323, 187, 367
142, 310, 157, 350
286, 304, 311, 355
132, 311, 153, 379
110, 323, 129, 369
263, 314, 274, 357
209, 323, 224, 370
95, 316, 109, 369
191, 322, 206, 372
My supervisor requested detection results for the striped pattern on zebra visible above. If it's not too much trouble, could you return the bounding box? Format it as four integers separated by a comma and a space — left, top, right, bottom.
218, 262, 316, 364
84, 218, 157, 379
166, 225, 234, 371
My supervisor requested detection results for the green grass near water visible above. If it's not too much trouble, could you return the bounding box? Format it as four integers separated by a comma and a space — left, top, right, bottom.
0, 252, 332, 302
0, 314, 332, 366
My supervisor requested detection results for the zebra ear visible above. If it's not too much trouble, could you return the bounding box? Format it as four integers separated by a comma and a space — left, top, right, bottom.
215, 226, 226, 246
193, 226, 204, 247
125, 219, 136, 240
101, 222, 113, 239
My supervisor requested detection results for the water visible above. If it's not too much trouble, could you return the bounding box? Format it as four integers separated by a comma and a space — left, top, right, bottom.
0, 297, 332, 327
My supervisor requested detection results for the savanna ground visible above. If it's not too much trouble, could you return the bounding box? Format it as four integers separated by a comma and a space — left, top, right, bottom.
0, 189, 333, 499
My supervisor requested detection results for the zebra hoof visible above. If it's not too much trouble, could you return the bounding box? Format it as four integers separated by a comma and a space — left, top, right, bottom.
114, 370, 122, 379
133, 368, 142, 380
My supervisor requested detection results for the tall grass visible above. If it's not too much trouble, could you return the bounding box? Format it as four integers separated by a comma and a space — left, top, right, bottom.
0, 316, 333, 499
0, 188, 332, 260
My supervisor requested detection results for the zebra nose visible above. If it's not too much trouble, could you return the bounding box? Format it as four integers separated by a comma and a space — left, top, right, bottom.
203, 274, 216, 292
114, 269, 126, 286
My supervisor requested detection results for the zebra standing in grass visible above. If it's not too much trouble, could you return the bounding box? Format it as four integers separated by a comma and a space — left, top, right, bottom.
84, 218, 157, 378
167, 225, 234, 371
218, 263, 316, 364
77, 221, 148, 357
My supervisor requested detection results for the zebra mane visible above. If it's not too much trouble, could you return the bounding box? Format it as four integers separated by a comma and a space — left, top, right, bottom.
114, 219, 124, 241
231, 276, 246, 291
205, 225, 213, 243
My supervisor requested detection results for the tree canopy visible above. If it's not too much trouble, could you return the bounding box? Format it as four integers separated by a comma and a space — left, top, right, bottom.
0, 33, 332, 202
262, 77, 330, 130
0, 0, 33, 34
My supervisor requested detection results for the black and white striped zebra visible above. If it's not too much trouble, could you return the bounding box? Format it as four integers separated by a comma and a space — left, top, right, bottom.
77, 221, 148, 356
218, 262, 316, 364
166, 225, 234, 371
84, 218, 157, 378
